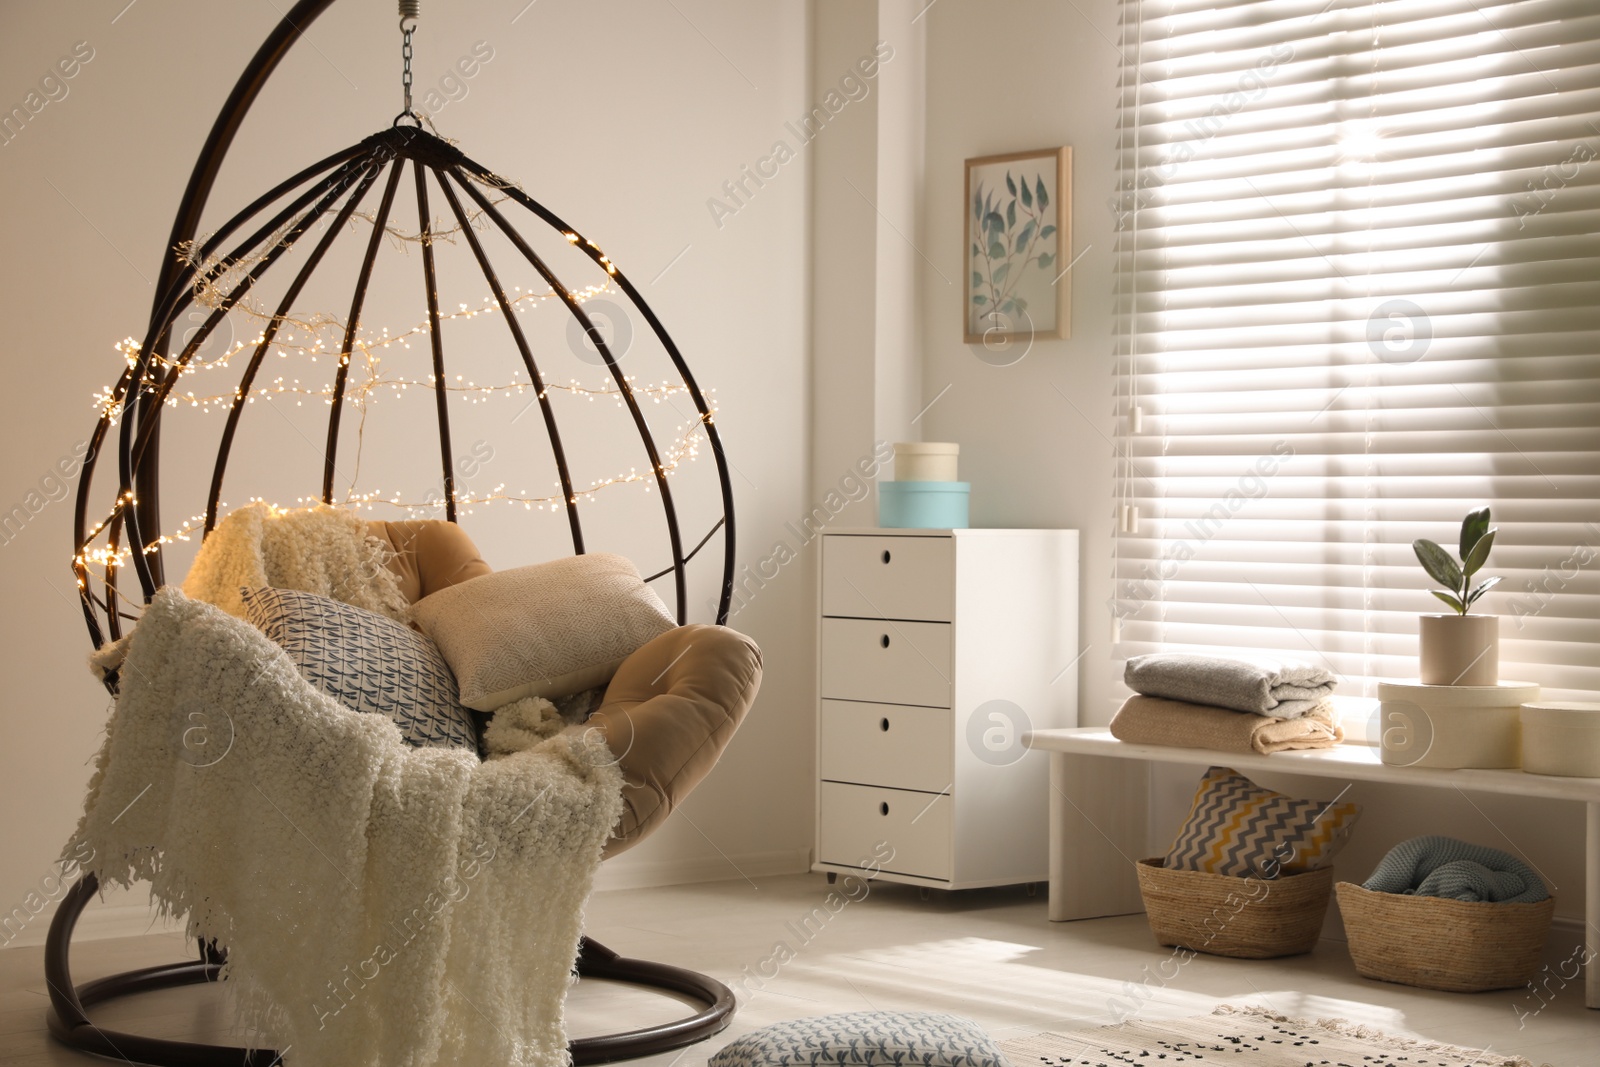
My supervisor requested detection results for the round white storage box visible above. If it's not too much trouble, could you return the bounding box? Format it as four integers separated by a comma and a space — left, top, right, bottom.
1376, 680, 1540, 769
893, 442, 959, 482
1520, 702, 1600, 777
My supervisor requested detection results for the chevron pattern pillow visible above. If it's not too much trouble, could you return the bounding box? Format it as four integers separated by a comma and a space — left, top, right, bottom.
241, 586, 480, 753
1164, 766, 1361, 879
709, 1012, 1010, 1067
410, 553, 676, 711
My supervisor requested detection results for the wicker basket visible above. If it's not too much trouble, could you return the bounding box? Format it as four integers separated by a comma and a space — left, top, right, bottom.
1335, 882, 1554, 992
1135, 858, 1334, 959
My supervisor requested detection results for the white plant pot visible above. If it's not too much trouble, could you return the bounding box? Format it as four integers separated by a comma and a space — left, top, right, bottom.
893, 442, 960, 482
1418, 613, 1499, 687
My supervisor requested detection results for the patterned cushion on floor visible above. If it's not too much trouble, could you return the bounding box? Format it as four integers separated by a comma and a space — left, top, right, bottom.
709, 1012, 1011, 1067
241, 585, 480, 753
1164, 766, 1361, 878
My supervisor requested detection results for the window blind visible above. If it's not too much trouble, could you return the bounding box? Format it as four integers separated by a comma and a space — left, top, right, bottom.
1111, 0, 1600, 702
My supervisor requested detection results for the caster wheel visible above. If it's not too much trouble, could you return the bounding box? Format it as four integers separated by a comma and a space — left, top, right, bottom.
918, 887, 931, 901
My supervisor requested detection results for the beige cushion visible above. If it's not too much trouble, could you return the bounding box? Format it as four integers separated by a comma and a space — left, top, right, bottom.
411, 553, 676, 711
591, 623, 762, 857
366, 519, 492, 604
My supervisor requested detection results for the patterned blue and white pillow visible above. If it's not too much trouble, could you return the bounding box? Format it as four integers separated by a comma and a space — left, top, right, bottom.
241, 586, 480, 753
709, 1012, 1011, 1067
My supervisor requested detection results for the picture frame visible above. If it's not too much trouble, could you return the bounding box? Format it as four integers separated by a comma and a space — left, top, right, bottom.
964, 146, 1071, 343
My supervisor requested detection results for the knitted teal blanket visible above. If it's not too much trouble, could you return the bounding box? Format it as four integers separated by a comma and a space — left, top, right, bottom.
1362, 835, 1548, 903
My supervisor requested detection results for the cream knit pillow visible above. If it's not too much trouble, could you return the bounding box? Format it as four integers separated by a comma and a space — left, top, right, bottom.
410, 553, 675, 711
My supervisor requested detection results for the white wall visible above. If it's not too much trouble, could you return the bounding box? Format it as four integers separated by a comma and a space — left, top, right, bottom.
0, 0, 815, 943
2, 0, 1583, 953
916, 0, 1584, 922
918, 0, 1120, 722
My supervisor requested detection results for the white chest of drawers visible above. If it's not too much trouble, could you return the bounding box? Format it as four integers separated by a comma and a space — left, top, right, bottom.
813, 527, 1080, 890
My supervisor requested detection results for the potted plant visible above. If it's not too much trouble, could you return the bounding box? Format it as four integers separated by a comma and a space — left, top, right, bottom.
1413, 507, 1502, 686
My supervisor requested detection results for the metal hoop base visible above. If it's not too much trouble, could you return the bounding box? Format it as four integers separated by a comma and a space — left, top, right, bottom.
45, 875, 735, 1066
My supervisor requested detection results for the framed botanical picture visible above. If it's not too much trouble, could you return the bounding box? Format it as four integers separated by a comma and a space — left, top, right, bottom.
964, 146, 1071, 343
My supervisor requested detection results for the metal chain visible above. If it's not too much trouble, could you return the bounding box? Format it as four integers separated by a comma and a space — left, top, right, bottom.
396, 1, 420, 126
401, 21, 414, 114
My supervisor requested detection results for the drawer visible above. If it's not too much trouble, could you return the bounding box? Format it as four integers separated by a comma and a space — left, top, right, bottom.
820, 700, 952, 792
820, 618, 952, 708
822, 535, 953, 621
818, 782, 951, 880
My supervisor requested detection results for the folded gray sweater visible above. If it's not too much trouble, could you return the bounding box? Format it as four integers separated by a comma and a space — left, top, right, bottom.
1124, 653, 1337, 719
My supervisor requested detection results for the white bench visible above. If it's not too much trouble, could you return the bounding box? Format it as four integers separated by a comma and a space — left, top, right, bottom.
1022, 727, 1600, 1008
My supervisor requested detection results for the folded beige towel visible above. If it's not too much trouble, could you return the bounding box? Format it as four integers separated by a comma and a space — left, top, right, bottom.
1109, 694, 1344, 755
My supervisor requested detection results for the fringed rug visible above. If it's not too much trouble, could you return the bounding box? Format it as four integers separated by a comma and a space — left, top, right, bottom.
1000, 1005, 1543, 1067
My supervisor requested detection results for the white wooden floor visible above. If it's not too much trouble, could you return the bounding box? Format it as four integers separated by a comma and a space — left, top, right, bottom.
3, 873, 1594, 1066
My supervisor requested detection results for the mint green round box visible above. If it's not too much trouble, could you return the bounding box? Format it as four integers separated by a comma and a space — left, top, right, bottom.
877, 480, 970, 529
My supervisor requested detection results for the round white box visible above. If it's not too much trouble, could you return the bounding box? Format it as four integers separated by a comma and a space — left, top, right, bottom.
1375, 680, 1540, 769
893, 442, 959, 482
1520, 702, 1600, 778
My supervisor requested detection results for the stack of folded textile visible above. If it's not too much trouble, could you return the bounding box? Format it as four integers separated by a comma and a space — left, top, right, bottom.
1111, 652, 1342, 755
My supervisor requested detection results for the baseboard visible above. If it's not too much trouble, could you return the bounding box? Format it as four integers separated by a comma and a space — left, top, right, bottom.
1550, 914, 1585, 938
2, 895, 184, 951
2, 849, 815, 951
7, 868, 1580, 950
593, 847, 812, 892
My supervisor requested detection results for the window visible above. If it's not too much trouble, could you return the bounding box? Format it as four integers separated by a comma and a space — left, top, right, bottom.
1111, 0, 1600, 700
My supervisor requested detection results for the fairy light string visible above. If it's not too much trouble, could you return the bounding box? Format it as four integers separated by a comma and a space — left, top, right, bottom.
79, 281, 718, 572
73, 401, 711, 575
76, 155, 719, 596
93, 278, 651, 416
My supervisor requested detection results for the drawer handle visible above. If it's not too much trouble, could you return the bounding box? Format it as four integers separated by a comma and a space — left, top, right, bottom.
882, 550, 892, 564
880, 717, 890, 732
880, 634, 891, 648
879, 802, 890, 816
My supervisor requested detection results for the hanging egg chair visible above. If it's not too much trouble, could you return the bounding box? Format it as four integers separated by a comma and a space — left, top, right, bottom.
47, 1, 743, 1063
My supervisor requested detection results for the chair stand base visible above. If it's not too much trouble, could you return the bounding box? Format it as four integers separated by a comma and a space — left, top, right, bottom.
45, 875, 734, 1066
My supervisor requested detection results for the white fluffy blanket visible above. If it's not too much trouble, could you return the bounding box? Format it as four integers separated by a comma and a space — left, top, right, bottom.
181, 502, 410, 623
72, 587, 623, 1067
